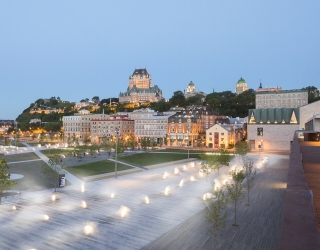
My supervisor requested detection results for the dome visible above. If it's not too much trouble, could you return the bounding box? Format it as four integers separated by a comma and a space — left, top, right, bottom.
237, 77, 246, 84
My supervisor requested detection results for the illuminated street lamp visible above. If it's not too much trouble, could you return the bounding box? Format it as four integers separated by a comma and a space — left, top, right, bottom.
114, 127, 120, 178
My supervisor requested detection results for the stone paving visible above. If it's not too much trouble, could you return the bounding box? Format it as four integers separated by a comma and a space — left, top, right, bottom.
0, 153, 287, 250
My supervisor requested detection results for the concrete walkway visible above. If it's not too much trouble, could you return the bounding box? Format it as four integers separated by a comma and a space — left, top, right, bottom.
22, 143, 83, 187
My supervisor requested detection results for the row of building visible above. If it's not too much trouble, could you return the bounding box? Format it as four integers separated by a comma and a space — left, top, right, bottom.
62, 107, 245, 148
63, 85, 320, 151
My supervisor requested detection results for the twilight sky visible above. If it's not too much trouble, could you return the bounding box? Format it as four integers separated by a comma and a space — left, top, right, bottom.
1, 1, 319, 120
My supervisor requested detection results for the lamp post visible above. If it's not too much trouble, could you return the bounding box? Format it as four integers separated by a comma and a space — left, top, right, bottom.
187, 130, 190, 161
115, 127, 119, 178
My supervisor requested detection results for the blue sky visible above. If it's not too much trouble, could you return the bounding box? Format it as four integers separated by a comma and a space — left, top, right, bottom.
1, 1, 319, 120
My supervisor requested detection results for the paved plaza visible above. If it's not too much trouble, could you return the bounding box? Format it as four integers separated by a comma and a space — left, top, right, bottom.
0, 150, 288, 250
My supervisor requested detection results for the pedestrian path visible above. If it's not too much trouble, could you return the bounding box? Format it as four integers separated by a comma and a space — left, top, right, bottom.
0, 154, 287, 250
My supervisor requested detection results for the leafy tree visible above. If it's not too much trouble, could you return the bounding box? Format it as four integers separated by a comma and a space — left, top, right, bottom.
39, 132, 45, 145
302, 86, 320, 103
169, 90, 186, 107
101, 137, 112, 155
226, 169, 245, 226
83, 133, 90, 146
242, 156, 256, 206
41, 154, 67, 192
74, 146, 84, 161
126, 134, 135, 150
186, 93, 204, 106
200, 149, 233, 176
141, 137, 148, 151
235, 141, 251, 162
163, 135, 168, 146
203, 184, 229, 250
0, 158, 15, 204
89, 142, 98, 158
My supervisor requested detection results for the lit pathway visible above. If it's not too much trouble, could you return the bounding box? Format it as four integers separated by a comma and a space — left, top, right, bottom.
0, 154, 287, 250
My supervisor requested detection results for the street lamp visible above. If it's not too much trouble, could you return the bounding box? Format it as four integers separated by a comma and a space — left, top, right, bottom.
187, 130, 190, 161
115, 127, 119, 178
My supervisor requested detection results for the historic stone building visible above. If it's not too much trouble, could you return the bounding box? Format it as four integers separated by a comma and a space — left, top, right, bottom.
184, 81, 206, 100
119, 69, 163, 103
255, 88, 308, 109
235, 77, 248, 95
90, 114, 134, 143
62, 111, 109, 143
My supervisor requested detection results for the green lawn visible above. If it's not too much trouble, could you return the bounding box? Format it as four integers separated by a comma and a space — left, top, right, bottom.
66, 160, 132, 178
40, 148, 76, 157
157, 148, 207, 153
118, 152, 201, 167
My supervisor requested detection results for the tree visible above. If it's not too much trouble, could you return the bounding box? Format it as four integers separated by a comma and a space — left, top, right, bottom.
226, 169, 245, 226
0, 158, 15, 204
203, 184, 229, 250
126, 134, 135, 150
41, 154, 67, 192
235, 141, 251, 162
242, 156, 256, 206
200, 149, 233, 176
39, 132, 45, 145
169, 90, 186, 107
89, 142, 98, 158
141, 137, 148, 151
83, 133, 90, 146
74, 147, 84, 161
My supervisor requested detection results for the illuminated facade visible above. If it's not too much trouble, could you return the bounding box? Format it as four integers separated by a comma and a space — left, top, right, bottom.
90, 115, 134, 143
235, 77, 248, 95
119, 69, 163, 103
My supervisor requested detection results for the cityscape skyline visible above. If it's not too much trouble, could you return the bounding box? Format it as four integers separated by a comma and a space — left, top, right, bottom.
1, 1, 320, 120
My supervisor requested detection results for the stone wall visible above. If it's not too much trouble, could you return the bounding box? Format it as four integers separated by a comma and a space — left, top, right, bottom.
247, 124, 299, 150
299, 100, 320, 130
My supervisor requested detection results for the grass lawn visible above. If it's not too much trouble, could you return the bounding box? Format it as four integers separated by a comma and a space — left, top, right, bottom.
40, 148, 75, 157
156, 148, 207, 153
3, 152, 40, 163
66, 160, 132, 178
118, 152, 201, 167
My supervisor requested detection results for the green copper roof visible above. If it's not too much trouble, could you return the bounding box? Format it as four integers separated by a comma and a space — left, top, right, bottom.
188, 81, 195, 86
248, 108, 300, 124
237, 77, 246, 84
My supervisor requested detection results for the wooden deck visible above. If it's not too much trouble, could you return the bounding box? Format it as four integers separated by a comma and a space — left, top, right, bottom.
142, 157, 289, 250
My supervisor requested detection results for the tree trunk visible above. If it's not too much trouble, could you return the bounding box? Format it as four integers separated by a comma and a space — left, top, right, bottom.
234, 201, 237, 226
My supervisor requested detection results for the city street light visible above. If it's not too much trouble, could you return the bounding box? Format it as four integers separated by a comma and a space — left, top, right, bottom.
115, 127, 119, 178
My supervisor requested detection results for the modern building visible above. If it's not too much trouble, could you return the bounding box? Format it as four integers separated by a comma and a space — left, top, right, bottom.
119, 68, 163, 103
235, 77, 248, 95
134, 115, 170, 144
247, 108, 299, 150
255, 88, 308, 109
90, 114, 134, 143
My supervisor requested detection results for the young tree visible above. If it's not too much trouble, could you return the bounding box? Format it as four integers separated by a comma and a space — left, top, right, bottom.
235, 141, 251, 162
39, 132, 45, 145
141, 137, 148, 151
83, 133, 90, 146
41, 154, 67, 192
242, 156, 256, 206
126, 134, 135, 150
203, 184, 229, 250
0, 158, 15, 204
89, 142, 98, 158
226, 169, 245, 226
200, 149, 233, 176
